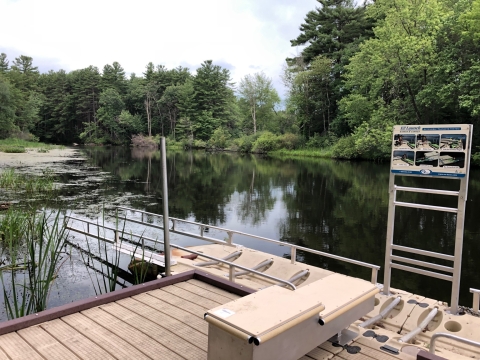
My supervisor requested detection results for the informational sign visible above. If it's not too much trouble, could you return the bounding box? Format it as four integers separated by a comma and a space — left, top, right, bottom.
391, 124, 472, 178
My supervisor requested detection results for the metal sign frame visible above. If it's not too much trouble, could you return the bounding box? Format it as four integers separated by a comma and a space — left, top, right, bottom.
383, 124, 473, 315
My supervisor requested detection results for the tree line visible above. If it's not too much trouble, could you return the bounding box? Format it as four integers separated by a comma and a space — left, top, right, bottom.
286, 0, 480, 160
0, 56, 283, 147
1, 0, 480, 160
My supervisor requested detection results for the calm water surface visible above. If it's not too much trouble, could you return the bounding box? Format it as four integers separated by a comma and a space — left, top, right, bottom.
2, 146, 479, 321
74, 147, 480, 306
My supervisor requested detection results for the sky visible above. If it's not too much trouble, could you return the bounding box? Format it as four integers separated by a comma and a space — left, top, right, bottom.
0, 0, 319, 97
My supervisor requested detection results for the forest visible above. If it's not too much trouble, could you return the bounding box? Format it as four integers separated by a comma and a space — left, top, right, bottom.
1, 0, 480, 161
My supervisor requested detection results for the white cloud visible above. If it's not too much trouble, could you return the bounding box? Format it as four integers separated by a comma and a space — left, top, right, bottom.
0, 0, 318, 96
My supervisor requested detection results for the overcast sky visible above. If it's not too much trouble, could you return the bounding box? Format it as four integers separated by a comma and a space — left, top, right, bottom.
0, 0, 318, 97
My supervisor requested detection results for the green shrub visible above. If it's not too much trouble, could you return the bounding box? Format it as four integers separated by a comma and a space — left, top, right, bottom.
0, 146, 26, 153
472, 151, 480, 166
332, 136, 359, 159
252, 132, 279, 153
233, 134, 258, 153
208, 127, 230, 149
278, 133, 301, 150
306, 133, 338, 149
193, 139, 207, 149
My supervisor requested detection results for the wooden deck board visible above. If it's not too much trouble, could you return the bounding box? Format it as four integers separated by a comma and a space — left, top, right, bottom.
319, 341, 344, 354
117, 297, 208, 351
176, 281, 239, 303
40, 319, 115, 360
187, 278, 241, 300
0, 332, 43, 360
335, 342, 399, 360
134, 292, 208, 335
61, 312, 150, 360
17, 325, 80, 360
100, 301, 207, 360
148, 288, 209, 316
0, 346, 9, 360
305, 346, 335, 359
162, 284, 222, 309
82, 306, 184, 360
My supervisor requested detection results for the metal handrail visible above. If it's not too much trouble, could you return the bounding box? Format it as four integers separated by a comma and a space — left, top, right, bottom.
116, 206, 381, 284
65, 218, 296, 290
430, 333, 480, 354
470, 288, 480, 313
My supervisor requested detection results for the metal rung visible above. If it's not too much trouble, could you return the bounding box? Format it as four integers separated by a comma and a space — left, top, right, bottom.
392, 245, 455, 261
394, 201, 458, 213
195, 250, 242, 267
394, 186, 459, 196
234, 259, 273, 277
391, 255, 454, 273
391, 263, 453, 282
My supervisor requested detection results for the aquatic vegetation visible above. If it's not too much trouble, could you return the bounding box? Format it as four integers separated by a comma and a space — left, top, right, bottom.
0, 210, 69, 319
0, 146, 26, 153
0, 168, 56, 194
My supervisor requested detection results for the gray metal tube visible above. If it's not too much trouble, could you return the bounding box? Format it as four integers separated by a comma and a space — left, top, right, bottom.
399, 307, 438, 343
358, 296, 401, 328
161, 137, 171, 276
430, 332, 480, 354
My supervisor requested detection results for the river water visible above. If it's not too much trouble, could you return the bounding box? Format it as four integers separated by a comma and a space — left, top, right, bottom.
2, 146, 480, 320
75, 147, 480, 305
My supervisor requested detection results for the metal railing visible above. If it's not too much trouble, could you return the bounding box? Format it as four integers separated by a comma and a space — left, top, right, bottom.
430, 333, 480, 354
116, 206, 381, 284
470, 288, 480, 314
383, 181, 468, 315
65, 215, 296, 290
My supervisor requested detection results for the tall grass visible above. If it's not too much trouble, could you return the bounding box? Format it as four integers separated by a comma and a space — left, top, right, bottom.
0, 168, 56, 194
0, 210, 69, 319
0, 138, 64, 151
270, 147, 334, 159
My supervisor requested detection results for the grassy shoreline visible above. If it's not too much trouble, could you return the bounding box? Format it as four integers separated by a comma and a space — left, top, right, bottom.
0, 139, 64, 153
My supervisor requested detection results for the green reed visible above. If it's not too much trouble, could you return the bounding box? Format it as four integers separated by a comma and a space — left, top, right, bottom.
0, 168, 56, 195
0, 210, 69, 319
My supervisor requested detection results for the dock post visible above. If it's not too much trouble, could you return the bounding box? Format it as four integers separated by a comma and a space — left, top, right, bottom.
161, 137, 171, 276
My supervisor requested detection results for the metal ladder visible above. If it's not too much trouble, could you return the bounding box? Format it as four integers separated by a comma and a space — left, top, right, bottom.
383, 146, 472, 316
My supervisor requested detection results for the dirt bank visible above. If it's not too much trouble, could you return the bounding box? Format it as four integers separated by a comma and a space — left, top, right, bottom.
0, 148, 85, 172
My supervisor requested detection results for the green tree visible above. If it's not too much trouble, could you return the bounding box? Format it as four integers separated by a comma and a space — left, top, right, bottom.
288, 0, 374, 136
193, 60, 234, 139
0, 53, 9, 73
0, 76, 16, 138
82, 88, 126, 144
238, 72, 280, 135
102, 61, 127, 95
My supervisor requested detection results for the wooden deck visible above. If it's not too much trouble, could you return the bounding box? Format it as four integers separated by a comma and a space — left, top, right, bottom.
0, 271, 427, 360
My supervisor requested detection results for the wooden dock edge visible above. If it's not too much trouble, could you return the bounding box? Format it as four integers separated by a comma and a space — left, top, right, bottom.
0, 269, 256, 336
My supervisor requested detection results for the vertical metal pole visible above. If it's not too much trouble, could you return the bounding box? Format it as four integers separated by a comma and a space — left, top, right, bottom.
383, 175, 397, 295
291, 247, 296, 264
229, 265, 234, 282
450, 178, 468, 314
161, 137, 171, 276
450, 125, 472, 314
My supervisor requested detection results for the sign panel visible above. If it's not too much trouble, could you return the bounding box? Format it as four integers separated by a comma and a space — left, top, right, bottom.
391, 124, 472, 178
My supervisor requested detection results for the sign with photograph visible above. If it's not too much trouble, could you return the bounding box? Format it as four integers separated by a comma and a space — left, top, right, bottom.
391, 124, 472, 178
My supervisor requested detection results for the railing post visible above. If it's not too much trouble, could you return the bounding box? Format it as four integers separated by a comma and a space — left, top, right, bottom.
161, 137, 171, 277
383, 175, 396, 295
171, 219, 175, 231
200, 226, 204, 238
471, 289, 480, 314
114, 230, 119, 244
229, 265, 234, 282
226, 231, 233, 245
290, 247, 296, 264
371, 268, 378, 284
